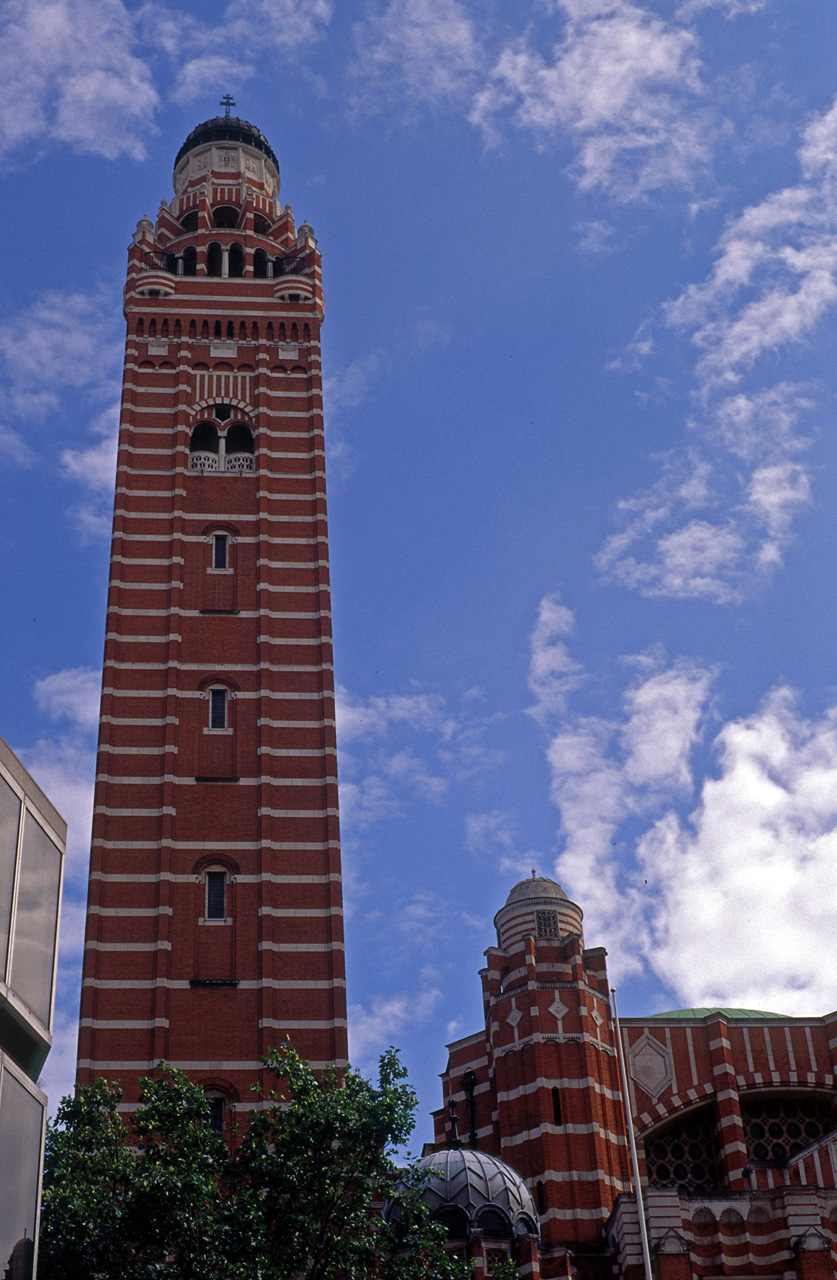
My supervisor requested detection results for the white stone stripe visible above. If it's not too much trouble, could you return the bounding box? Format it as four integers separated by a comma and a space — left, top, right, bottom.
85, 941, 171, 950
91, 870, 341, 882
497, 1075, 623, 1104
258, 907, 343, 918
501, 1121, 627, 1147
258, 808, 338, 818
95, 776, 337, 786
259, 941, 344, 952
88, 906, 172, 917
260, 1019, 347, 1030
84, 978, 346, 990
101, 689, 333, 700
80, 1019, 169, 1029
104, 607, 331, 618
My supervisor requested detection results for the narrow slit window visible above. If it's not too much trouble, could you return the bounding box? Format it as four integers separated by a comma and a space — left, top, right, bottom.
206, 870, 226, 919
552, 1087, 562, 1126
210, 688, 227, 730
207, 1095, 225, 1132
213, 534, 228, 569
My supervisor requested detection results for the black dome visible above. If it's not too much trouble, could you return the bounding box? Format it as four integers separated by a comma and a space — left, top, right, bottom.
175, 117, 279, 171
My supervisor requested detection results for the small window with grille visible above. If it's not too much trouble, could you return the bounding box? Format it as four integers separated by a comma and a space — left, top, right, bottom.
536, 910, 559, 939
212, 533, 228, 569
206, 1094, 225, 1132
206, 869, 226, 919
209, 688, 227, 730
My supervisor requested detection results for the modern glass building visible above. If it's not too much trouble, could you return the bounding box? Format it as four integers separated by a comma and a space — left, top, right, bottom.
0, 733, 66, 1280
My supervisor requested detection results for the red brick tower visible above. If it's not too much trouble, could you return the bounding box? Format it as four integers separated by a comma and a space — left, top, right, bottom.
77, 113, 347, 1126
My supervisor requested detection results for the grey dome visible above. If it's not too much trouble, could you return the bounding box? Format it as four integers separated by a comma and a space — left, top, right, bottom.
505, 874, 568, 906
175, 117, 279, 171
390, 1148, 539, 1239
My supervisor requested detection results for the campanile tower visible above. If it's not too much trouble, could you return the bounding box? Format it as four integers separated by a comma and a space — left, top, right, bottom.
77, 113, 347, 1122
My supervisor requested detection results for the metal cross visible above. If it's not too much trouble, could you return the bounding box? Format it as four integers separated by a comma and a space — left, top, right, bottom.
220, 94, 235, 117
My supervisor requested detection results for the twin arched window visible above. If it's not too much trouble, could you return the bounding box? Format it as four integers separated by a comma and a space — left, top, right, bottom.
189, 420, 254, 473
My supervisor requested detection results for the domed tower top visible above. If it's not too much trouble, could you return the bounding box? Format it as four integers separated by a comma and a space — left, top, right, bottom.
493, 870, 583, 951
172, 111, 280, 201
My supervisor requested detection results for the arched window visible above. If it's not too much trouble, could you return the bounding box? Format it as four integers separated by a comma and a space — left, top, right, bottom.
189, 422, 219, 472
180, 210, 199, 233
207, 1095, 225, 1132
253, 248, 269, 278
205, 867, 228, 918
551, 1087, 562, 1126
228, 243, 244, 278
213, 206, 238, 229
212, 532, 229, 570
209, 687, 228, 730
207, 242, 223, 277
225, 424, 254, 473
182, 246, 197, 276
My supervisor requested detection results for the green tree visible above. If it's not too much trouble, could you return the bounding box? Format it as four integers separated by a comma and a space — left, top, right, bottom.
39, 1050, 476, 1280
39, 1067, 228, 1280
227, 1043, 470, 1279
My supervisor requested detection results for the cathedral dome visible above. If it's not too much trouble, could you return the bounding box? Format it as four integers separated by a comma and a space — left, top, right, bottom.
505, 873, 569, 906
386, 1148, 539, 1241
494, 872, 583, 951
175, 116, 279, 171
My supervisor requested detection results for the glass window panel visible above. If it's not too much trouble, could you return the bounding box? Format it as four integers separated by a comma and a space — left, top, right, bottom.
0, 1069, 43, 1278
206, 871, 226, 919
0, 776, 21, 981
8, 814, 61, 1027
213, 534, 228, 569
210, 689, 227, 730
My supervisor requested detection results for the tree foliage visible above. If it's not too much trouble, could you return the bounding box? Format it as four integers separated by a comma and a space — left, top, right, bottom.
39, 1048, 475, 1280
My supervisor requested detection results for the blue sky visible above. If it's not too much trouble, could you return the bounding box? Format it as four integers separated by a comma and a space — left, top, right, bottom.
3, 0, 837, 1142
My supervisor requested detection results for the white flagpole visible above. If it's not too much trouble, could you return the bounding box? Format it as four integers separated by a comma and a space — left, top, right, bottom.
611, 987, 654, 1280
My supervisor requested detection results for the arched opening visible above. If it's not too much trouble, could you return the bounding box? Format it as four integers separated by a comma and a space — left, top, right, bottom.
434, 1206, 469, 1242
253, 213, 271, 235
180, 210, 199, 233
212, 531, 229, 569
645, 1104, 719, 1193
206, 242, 223, 277
274, 255, 287, 278
189, 422, 220, 471
741, 1092, 834, 1164
148, 319, 156, 338
225, 424, 254, 473
204, 866, 228, 918
206, 1094, 225, 1133
209, 686, 228, 730
182, 245, 197, 276
164, 252, 177, 274
228, 243, 244, 278
253, 248, 269, 278
213, 206, 238, 229
475, 1208, 512, 1239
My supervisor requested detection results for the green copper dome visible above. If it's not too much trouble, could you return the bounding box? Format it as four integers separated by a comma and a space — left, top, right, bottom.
648, 1007, 786, 1020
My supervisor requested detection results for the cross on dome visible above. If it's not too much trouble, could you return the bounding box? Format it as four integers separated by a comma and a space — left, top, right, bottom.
220, 94, 235, 117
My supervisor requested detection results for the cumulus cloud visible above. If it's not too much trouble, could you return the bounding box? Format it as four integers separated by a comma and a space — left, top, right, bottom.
470, 0, 710, 201
349, 0, 483, 114
348, 982, 443, 1066
638, 688, 837, 1013
527, 593, 583, 720
323, 352, 384, 479
0, 0, 158, 160
465, 809, 546, 878
598, 95, 837, 602
337, 686, 457, 742
170, 55, 255, 105
527, 602, 715, 968
34, 666, 101, 732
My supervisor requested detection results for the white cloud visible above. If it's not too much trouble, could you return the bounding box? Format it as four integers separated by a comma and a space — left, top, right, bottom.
34, 667, 101, 732
223, 0, 333, 50
527, 593, 583, 720
465, 809, 545, 877
348, 983, 443, 1065
528, 606, 715, 968
677, 0, 769, 16
337, 685, 457, 742
637, 688, 837, 1013
470, 0, 709, 201
0, 0, 158, 160
0, 290, 122, 420
350, 0, 483, 114
170, 55, 255, 105
596, 385, 814, 602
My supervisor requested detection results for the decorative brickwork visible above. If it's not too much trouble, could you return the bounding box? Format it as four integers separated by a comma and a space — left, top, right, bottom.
76, 119, 347, 1122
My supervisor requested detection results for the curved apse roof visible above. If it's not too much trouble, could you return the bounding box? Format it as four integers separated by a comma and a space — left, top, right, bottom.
648, 1007, 787, 1020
